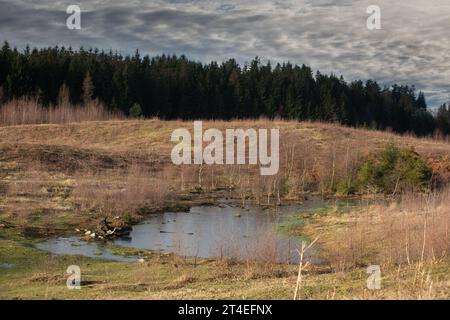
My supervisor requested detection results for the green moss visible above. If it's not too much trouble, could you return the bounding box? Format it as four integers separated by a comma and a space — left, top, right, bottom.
104, 242, 151, 257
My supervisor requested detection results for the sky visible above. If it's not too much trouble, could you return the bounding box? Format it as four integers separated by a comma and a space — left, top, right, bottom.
1, 0, 449, 108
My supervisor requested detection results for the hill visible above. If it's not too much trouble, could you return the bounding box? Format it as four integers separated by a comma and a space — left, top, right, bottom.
0, 119, 449, 299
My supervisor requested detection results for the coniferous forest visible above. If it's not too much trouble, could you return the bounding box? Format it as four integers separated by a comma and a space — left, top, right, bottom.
1, 41, 450, 136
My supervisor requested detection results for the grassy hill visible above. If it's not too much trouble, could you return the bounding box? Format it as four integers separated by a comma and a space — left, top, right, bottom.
0, 119, 449, 231
0, 120, 449, 299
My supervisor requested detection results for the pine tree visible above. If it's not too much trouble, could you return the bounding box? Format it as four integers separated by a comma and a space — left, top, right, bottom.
129, 103, 143, 119
0, 43, 442, 136
82, 72, 94, 105
436, 104, 450, 135
417, 91, 427, 109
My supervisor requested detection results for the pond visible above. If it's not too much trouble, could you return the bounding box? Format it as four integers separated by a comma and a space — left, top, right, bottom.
114, 199, 325, 263
35, 197, 361, 263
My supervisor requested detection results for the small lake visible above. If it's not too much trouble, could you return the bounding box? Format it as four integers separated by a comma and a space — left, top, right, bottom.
35, 197, 362, 263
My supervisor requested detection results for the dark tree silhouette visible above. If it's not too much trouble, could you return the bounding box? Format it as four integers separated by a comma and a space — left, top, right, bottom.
0, 41, 444, 136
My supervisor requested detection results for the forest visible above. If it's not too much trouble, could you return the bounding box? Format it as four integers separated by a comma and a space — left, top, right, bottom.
1, 41, 450, 136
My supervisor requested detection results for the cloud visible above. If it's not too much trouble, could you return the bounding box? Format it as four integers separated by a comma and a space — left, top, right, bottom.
0, 0, 449, 107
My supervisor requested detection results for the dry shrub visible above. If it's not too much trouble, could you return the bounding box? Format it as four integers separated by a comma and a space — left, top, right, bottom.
327, 188, 450, 270
72, 164, 174, 217
0, 97, 123, 126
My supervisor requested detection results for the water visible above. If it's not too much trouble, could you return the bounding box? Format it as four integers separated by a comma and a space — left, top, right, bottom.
35, 236, 137, 262
114, 202, 312, 263
114, 197, 341, 263
35, 197, 359, 263
0, 262, 15, 269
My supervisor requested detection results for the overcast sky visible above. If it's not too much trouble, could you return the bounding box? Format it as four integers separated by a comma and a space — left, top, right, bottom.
1, 0, 449, 108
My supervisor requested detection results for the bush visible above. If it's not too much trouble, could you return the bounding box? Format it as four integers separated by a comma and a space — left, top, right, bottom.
129, 103, 143, 119
336, 178, 356, 196
339, 145, 432, 194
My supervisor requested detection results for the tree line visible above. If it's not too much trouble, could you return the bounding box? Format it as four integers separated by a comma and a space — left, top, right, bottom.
1, 41, 449, 136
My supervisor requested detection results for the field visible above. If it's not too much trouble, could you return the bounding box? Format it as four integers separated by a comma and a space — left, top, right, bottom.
0, 119, 449, 299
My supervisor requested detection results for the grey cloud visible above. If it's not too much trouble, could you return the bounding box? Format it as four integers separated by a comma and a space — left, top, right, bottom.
0, 0, 449, 107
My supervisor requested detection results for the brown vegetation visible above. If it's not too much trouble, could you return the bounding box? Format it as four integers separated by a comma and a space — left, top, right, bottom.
0, 97, 123, 126
301, 188, 450, 271
0, 118, 449, 299
0, 119, 449, 231
72, 164, 175, 217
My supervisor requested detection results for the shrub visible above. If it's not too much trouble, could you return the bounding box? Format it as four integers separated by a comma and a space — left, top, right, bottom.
336, 178, 356, 196
129, 103, 143, 119
340, 145, 432, 194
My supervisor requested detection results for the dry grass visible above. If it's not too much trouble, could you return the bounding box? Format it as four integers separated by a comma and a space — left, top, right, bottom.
0, 97, 123, 126
302, 188, 450, 271
72, 164, 175, 217
0, 119, 449, 232
0, 119, 449, 300
1, 235, 448, 299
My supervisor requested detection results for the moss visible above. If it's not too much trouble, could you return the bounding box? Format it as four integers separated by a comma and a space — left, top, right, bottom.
164, 201, 191, 212
122, 212, 134, 225
104, 242, 151, 257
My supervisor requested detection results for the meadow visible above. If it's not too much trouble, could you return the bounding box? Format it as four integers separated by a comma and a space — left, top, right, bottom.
0, 108, 449, 299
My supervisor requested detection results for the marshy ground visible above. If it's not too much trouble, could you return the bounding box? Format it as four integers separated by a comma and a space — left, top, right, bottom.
0, 120, 449, 299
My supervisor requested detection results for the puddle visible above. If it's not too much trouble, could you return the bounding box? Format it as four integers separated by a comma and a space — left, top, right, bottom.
35, 237, 137, 262
0, 262, 15, 269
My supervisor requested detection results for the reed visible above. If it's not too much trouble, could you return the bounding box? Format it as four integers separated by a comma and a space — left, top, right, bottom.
0, 97, 123, 126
